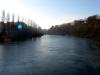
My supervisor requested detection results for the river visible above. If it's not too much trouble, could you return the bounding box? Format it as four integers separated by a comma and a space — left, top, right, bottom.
0, 35, 100, 75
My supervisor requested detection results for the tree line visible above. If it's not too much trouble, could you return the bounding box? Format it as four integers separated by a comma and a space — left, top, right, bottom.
47, 15, 100, 40
0, 10, 43, 42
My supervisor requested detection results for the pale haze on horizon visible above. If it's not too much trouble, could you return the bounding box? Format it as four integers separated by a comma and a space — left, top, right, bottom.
0, 0, 100, 29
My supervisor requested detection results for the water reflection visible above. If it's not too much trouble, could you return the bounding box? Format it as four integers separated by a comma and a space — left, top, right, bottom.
0, 35, 100, 75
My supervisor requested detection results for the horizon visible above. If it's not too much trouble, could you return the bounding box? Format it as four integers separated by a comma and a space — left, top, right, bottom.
0, 0, 100, 29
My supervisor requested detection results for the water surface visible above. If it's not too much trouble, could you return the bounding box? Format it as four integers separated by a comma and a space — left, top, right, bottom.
0, 35, 100, 75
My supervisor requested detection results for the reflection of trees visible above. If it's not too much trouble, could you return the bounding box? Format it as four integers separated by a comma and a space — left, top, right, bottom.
47, 15, 100, 40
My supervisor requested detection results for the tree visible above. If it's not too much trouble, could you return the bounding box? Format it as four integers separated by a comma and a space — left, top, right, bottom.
17, 15, 19, 22
1, 10, 5, 22
12, 13, 15, 22
6, 12, 10, 22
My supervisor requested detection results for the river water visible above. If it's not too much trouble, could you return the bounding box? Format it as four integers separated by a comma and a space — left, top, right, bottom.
0, 35, 100, 75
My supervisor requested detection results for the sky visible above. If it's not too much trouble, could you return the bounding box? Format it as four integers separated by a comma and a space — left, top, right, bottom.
0, 0, 100, 29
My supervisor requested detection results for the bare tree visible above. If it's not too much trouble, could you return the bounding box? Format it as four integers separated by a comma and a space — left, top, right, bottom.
6, 12, 10, 23
12, 13, 15, 22
1, 10, 5, 22
17, 15, 19, 22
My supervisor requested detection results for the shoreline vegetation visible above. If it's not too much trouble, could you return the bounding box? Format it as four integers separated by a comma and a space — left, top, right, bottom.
47, 15, 100, 41
0, 10, 43, 42
0, 22, 43, 42
1, 10, 100, 42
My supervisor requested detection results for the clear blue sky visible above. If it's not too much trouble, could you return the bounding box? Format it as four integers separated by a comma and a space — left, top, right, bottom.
22, 0, 100, 16
0, 0, 100, 29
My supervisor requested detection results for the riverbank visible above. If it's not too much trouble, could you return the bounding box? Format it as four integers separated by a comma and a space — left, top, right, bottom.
0, 22, 43, 42
47, 15, 100, 41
